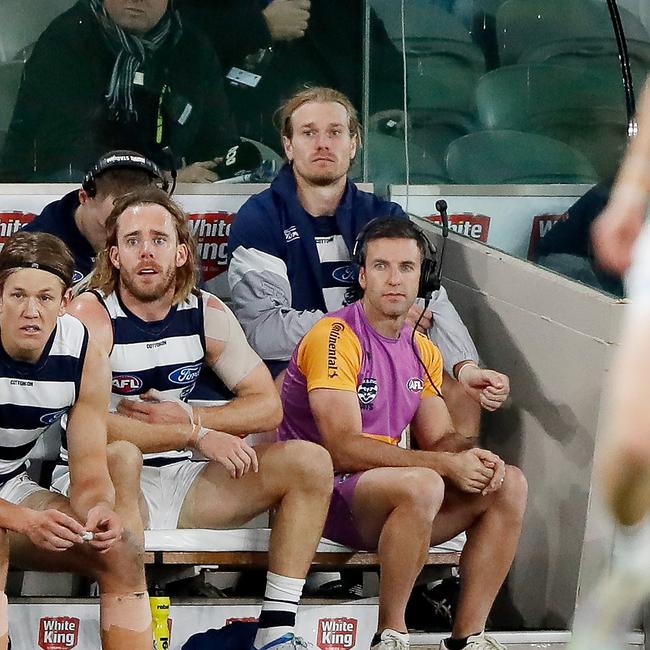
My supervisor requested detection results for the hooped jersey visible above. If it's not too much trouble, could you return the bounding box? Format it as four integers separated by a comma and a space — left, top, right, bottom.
0, 314, 87, 481
278, 301, 443, 447
61, 289, 206, 466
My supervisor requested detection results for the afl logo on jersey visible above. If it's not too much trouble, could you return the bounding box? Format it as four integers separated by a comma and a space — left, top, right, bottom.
112, 375, 143, 394
357, 377, 378, 405
40, 408, 68, 425
406, 377, 424, 393
168, 363, 202, 385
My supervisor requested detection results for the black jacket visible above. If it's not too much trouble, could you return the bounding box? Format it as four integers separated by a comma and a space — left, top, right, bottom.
1, 1, 237, 180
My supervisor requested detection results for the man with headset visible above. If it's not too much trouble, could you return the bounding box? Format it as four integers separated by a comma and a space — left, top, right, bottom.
228, 86, 510, 437
279, 217, 527, 650
23, 150, 166, 284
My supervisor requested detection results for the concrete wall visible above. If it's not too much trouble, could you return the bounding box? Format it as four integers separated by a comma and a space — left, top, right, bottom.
418, 222, 626, 629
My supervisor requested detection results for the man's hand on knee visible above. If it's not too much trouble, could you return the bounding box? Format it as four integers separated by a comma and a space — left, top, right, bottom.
196, 430, 259, 479
18, 508, 86, 552
83, 504, 123, 554
442, 449, 494, 494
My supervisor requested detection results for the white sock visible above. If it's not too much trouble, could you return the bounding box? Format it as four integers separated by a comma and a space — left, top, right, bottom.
254, 572, 305, 649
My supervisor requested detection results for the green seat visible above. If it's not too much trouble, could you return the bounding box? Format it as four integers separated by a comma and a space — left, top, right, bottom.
475, 63, 628, 178
445, 129, 598, 184
0, 60, 23, 142
496, 0, 650, 71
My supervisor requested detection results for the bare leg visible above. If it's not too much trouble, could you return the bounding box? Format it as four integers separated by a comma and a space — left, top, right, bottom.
179, 440, 333, 577
428, 465, 528, 637
442, 371, 480, 439
351, 467, 445, 633
10, 442, 152, 650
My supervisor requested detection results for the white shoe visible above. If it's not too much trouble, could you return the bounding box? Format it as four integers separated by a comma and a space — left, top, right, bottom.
439, 632, 506, 650
370, 629, 410, 650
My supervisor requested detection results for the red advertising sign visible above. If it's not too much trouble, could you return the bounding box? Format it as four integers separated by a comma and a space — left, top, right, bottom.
38, 616, 80, 650
527, 212, 568, 260
424, 213, 490, 242
317, 617, 358, 650
0, 211, 35, 247
188, 211, 235, 281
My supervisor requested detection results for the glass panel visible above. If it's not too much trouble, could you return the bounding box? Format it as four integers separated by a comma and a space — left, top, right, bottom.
367, 0, 650, 296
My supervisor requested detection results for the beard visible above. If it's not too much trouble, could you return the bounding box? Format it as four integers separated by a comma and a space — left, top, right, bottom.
120, 265, 176, 303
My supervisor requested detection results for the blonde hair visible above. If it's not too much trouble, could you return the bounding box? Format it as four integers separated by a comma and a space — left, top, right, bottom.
89, 187, 198, 304
275, 86, 362, 145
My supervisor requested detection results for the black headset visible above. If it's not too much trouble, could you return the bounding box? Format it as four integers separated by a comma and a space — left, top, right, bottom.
82, 150, 169, 198
352, 217, 440, 301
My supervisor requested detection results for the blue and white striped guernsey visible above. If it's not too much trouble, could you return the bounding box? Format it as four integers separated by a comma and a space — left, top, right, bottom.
80, 289, 206, 466
0, 313, 87, 483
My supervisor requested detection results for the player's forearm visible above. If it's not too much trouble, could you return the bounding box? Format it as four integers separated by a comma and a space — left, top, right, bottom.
107, 413, 194, 453
194, 391, 283, 436
330, 435, 453, 475
0, 500, 38, 535
69, 479, 115, 523
421, 431, 474, 453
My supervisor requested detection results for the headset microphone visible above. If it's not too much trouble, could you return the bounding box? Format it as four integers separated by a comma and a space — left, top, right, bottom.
435, 199, 449, 238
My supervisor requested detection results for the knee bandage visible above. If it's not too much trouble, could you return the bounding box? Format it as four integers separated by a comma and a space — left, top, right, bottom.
100, 591, 152, 634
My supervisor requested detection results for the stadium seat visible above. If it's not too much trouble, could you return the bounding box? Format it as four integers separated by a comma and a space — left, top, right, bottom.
445, 129, 599, 184
496, 0, 650, 75
363, 131, 449, 187
475, 63, 628, 178
0, 0, 75, 62
372, 0, 486, 72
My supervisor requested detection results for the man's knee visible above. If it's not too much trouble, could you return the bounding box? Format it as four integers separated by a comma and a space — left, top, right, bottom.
96, 528, 145, 589
281, 440, 334, 492
495, 465, 528, 518
394, 468, 445, 516
106, 441, 143, 481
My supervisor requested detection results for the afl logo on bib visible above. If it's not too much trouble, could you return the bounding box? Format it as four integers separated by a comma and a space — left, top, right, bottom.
357, 377, 378, 405
406, 377, 424, 393
112, 375, 143, 394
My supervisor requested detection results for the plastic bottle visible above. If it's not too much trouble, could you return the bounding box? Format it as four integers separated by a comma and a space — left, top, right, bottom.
150, 585, 171, 650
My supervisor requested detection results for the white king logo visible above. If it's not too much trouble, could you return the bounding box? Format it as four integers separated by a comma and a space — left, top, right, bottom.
38, 616, 80, 650
317, 617, 358, 650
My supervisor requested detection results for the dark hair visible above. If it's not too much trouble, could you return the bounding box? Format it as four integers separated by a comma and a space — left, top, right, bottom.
0, 231, 74, 291
94, 168, 157, 198
345, 218, 428, 304
89, 187, 198, 303
353, 218, 427, 267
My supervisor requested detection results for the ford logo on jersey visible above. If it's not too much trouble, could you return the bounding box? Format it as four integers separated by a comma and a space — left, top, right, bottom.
112, 375, 143, 394
40, 408, 68, 425
332, 265, 356, 284
168, 363, 202, 385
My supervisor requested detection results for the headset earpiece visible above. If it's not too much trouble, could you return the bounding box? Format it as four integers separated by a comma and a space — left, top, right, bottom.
81, 150, 169, 198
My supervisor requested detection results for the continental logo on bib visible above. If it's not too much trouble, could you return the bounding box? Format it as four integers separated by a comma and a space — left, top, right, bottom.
112, 375, 143, 394
357, 377, 378, 408
317, 617, 358, 650
38, 616, 79, 649
327, 322, 345, 379
168, 363, 202, 385
406, 377, 424, 393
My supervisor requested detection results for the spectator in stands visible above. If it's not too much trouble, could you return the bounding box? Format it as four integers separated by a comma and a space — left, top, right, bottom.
177, 1, 403, 150
278, 218, 527, 650
228, 87, 510, 437
534, 181, 624, 297
63, 188, 333, 650
0, 231, 152, 650
0, 0, 238, 183
22, 150, 164, 284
